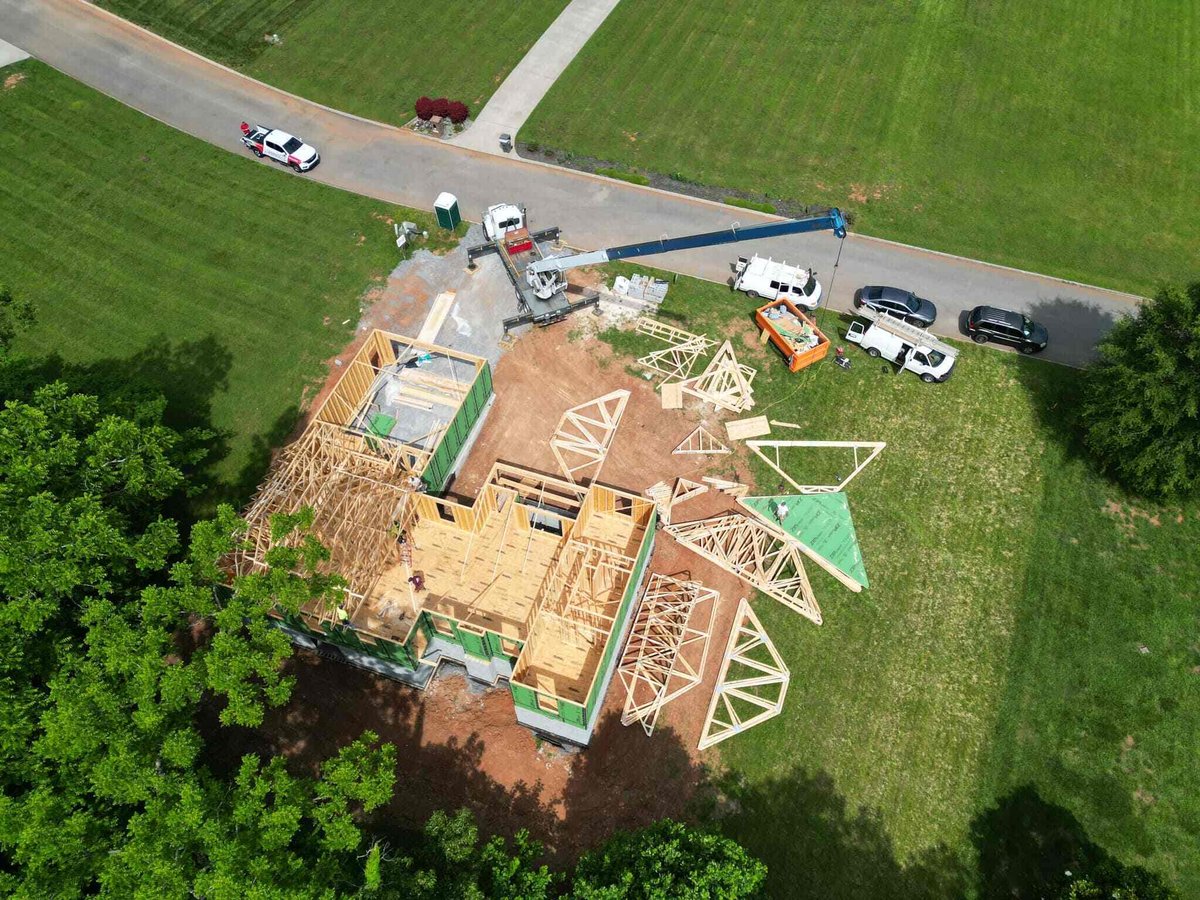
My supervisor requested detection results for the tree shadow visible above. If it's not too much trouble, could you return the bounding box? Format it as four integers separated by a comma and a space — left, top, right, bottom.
0, 335, 234, 523
711, 767, 970, 899
1008, 297, 1120, 467
969, 783, 1166, 900
555, 709, 709, 865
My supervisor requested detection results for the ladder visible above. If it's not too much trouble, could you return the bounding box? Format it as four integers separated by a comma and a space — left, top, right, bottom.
852, 306, 957, 357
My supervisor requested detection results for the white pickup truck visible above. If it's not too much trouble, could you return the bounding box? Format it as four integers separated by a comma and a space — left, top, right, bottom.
240, 122, 320, 172
733, 255, 822, 310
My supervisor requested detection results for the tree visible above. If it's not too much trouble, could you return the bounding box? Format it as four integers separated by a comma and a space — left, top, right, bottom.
1079, 281, 1200, 497
415, 96, 434, 121
570, 819, 766, 899
0, 284, 35, 355
430, 97, 450, 119
1061, 859, 1176, 899
447, 101, 469, 124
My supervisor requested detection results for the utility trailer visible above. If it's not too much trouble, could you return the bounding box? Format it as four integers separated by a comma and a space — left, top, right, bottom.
467, 204, 599, 331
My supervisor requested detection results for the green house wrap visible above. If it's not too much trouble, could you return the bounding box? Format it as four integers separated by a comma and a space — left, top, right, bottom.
740, 492, 869, 590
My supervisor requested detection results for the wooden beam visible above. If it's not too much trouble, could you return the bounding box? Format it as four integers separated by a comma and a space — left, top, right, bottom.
725, 415, 771, 441
746, 440, 886, 494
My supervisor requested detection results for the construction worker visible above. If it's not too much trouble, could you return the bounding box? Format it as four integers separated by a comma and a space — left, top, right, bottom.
775, 500, 790, 524
336, 605, 351, 625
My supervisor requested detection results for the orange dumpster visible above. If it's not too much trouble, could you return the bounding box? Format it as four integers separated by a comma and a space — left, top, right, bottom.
755, 298, 830, 372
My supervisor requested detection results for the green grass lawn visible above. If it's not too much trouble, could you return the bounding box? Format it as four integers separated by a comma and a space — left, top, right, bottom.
599, 265, 1200, 897
525, 0, 1200, 296
0, 61, 456, 508
95, 0, 567, 123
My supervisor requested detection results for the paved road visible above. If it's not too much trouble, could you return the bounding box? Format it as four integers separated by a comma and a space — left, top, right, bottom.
1, 0, 1139, 366
453, 0, 621, 153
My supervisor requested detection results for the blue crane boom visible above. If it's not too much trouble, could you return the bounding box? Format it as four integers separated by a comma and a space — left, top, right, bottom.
525, 209, 846, 298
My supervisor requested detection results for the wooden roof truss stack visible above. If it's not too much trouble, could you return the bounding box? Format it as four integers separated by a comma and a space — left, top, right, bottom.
666, 513, 821, 624
619, 574, 719, 736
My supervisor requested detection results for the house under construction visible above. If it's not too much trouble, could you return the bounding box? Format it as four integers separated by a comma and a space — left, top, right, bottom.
230, 330, 656, 745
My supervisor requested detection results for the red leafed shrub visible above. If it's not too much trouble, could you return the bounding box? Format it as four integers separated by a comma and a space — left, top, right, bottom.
447, 101, 469, 124
415, 96, 434, 120
430, 97, 450, 119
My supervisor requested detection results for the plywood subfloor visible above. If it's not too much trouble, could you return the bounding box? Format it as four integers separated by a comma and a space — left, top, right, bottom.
405, 514, 563, 638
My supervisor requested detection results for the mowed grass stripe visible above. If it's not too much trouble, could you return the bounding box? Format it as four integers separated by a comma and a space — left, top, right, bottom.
0, 62, 444, 505
526, 0, 1200, 294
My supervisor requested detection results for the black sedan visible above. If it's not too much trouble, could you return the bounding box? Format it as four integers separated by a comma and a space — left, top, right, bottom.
853, 285, 937, 327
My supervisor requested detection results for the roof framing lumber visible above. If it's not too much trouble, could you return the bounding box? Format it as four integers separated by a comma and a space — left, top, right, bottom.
638, 336, 710, 381
666, 514, 821, 624
635, 317, 716, 349
549, 390, 631, 484
698, 598, 789, 750
673, 425, 730, 456
619, 574, 719, 736
746, 439, 886, 494
678, 341, 756, 413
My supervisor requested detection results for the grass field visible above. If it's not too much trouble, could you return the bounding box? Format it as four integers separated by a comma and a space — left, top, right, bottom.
525, 0, 1200, 296
95, 0, 567, 124
0, 61, 455, 507
599, 265, 1200, 897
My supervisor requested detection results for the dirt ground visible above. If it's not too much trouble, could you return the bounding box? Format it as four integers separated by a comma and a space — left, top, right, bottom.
254, 270, 772, 863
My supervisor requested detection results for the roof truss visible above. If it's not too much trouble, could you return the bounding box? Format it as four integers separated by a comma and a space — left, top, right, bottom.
549, 390, 631, 484
619, 574, 719, 736
746, 439, 886, 494
637, 336, 710, 381
666, 513, 821, 624
698, 598, 789, 750
678, 341, 757, 413
635, 316, 716, 349
673, 425, 730, 456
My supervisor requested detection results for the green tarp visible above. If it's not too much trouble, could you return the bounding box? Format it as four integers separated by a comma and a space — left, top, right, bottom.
741, 492, 868, 589
367, 412, 396, 438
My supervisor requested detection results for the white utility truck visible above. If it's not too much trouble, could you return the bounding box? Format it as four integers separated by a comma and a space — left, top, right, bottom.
733, 255, 822, 310
846, 307, 957, 382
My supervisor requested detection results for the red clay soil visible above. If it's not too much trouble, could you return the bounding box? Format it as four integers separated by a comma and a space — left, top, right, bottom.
248, 321, 777, 863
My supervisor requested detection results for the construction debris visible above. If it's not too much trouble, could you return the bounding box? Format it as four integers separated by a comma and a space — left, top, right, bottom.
673, 425, 731, 456
746, 440, 886, 494
619, 574, 718, 736
679, 341, 756, 413
550, 390, 631, 484
698, 598, 789, 750
724, 415, 771, 441
666, 514, 821, 624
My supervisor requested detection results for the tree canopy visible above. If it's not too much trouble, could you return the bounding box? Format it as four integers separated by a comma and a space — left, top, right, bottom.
0, 379, 767, 897
1079, 281, 1200, 497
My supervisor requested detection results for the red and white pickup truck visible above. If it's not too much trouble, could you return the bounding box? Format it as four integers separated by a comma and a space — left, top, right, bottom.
239, 122, 320, 172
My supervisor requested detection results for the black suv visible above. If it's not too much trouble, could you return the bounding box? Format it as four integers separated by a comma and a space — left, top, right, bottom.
965, 306, 1048, 353
853, 285, 937, 327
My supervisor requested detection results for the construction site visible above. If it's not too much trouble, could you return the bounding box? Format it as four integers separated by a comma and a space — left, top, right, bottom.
227, 207, 881, 805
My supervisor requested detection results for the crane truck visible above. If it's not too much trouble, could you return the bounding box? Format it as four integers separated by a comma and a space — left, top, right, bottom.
468, 204, 847, 331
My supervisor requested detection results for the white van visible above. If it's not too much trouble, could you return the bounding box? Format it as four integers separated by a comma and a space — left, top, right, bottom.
846, 310, 957, 383
733, 255, 822, 310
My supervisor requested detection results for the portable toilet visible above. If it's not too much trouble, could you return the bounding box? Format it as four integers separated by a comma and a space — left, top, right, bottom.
434, 192, 461, 230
